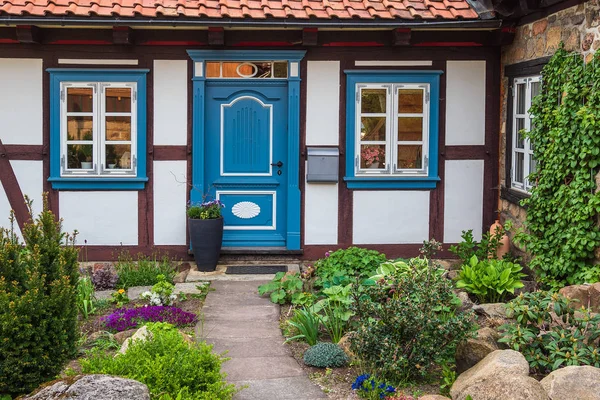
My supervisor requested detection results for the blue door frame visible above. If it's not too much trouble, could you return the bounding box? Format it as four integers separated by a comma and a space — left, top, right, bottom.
187, 50, 306, 250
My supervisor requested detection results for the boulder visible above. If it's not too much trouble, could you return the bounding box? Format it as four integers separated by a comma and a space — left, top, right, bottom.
173, 269, 189, 284
559, 284, 593, 310
540, 365, 600, 400
455, 327, 501, 373
588, 283, 600, 312
472, 303, 507, 320
452, 374, 548, 400
456, 291, 473, 312
114, 328, 138, 344
450, 350, 532, 399
119, 325, 152, 354
23, 374, 150, 400
419, 396, 450, 400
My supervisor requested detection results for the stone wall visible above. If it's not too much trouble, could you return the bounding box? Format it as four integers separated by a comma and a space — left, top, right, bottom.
499, 0, 600, 259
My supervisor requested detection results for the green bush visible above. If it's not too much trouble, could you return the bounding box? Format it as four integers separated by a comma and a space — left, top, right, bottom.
257, 272, 303, 304
455, 256, 526, 303
313, 247, 387, 289
115, 252, 176, 289
303, 342, 349, 368
350, 259, 475, 382
81, 323, 237, 399
0, 201, 79, 395
500, 291, 600, 374
285, 307, 320, 346
449, 226, 511, 265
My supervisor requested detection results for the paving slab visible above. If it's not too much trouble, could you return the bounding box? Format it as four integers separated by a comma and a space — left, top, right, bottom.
203, 292, 273, 307
232, 377, 328, 400
209, 280, 270, 293
206, 337, 290, 358
200, 320, 282, 339
127, 285, 151, 300
201, 305, 280, 322
222, 356, 305, 381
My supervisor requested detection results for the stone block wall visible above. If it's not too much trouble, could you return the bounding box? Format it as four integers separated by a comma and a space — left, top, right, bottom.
499, 0, 600, 259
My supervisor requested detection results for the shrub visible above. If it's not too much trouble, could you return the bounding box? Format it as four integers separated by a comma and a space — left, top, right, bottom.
115, 252, 176, 289
77, 276, 97, 319
500, 291, 600, 374
350, 259, 475, 382
258, 271, 304, 304
455, 256, 526, 303
103, 306, 197, 332
303, 342, 349, 368
91, 264, 118, 290
81, 323, 237, 399
140, 274, 176, 306
314, 247, 387, 289
285, 307, 320, 346
0, 200, 79, 395
449, 225, 511, 265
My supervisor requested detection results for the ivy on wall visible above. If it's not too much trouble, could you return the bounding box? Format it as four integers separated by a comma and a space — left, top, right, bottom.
517, 47, 600, 287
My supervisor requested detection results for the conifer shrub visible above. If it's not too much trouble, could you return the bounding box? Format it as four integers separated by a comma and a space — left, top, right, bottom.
0, 199, 79, 396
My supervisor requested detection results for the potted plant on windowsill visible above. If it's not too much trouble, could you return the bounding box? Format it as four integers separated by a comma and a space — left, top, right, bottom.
187, 199, 225, 272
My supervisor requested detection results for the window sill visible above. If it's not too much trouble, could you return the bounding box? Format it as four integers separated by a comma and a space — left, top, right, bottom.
344, 176, 440, 189
48, 177, 148, 190
500, 186, 529, 207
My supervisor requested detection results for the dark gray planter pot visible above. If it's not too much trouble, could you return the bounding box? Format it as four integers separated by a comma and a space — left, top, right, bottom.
188, 217, 223, 272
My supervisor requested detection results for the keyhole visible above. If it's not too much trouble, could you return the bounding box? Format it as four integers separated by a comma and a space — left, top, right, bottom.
277, 170, 282, 176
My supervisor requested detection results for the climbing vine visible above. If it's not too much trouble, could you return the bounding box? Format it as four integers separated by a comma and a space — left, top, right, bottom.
517, 47, 600, 287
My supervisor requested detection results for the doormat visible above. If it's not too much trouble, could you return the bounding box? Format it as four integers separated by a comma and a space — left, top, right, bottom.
225, 265, 288, 274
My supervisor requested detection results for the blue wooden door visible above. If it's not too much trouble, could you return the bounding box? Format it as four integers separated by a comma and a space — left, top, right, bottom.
205, 82, 288, 247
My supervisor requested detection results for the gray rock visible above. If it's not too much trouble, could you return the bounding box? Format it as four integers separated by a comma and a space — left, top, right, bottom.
173, 269, 189, 284
420, 396, 451, 400
540, 365, 600, 400
452, 374, 548, 400
472, 303, 507, 320
114, 328, 138, 344
119, 325, 152, 354
451, 350, 530, 399
23, 374, 150, 400
456, 291, 473, 312
455, 327, 501, 373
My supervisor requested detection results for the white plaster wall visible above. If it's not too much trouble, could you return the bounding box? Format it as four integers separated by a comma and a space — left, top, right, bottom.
353, 191, 430, 244
306, 61, 340, 146
10, 160, 43, 218
0, 58, 43, 145
446, 61, 486, 146
444, 160, 484, 243
153, 60, 188, 146
153, 161, 188, 245
304, 180, 338, 244
60, 192, 138, 245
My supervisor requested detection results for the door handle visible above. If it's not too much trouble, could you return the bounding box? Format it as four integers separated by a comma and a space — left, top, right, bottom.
271, 161, 283, 168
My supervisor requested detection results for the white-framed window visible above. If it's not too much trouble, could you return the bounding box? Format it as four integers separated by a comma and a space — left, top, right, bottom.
60, 82, 137, 177
511, 76, 540, 192
355, 83, 430, 176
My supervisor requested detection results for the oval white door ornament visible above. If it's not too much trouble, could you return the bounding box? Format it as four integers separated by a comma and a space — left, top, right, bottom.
232, 201, 261, 219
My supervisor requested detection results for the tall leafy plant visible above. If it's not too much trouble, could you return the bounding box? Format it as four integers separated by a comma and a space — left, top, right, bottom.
516, 47, 600, 286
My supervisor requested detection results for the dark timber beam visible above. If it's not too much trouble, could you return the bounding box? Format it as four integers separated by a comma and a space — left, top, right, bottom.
302, 28, 318, 46
113, 26, 134, 45
16, 25, 41, 44
208, 27, 225, 46
392, 28, 411, 46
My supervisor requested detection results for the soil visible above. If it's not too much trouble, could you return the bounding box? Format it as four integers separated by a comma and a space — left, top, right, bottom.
279, 305, 444, 400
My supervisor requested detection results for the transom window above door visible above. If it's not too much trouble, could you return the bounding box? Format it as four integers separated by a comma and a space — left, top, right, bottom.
205, 61, 288, 79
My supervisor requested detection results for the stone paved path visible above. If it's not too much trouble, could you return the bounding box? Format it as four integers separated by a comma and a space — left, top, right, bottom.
197, 280, 327, 400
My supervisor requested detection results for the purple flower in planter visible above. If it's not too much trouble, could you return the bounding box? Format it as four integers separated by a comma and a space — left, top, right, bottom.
103, 306, 198, 332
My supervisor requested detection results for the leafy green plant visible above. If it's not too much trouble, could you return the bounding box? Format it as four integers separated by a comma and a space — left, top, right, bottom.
258, 272, 303, 304
140, 274, 176, 306
77, 276, 97, 319
455, 255, 526, 303
285, 307, 320, 346
303, 342, 349, 368
499, 291, 600, 374
514, 48, 600, 287
110, 288, 130, 308
312, 284, 354, 343
187, 199, 225, 220
91, 264, 118, 290
0, 198, 79, 396
449, 224, 512, 265
115, 252, 176, 289
352, 374, 396, 400
439, 362, 457, 396
81, 322, 237, 399
313, 247, 387, 289
350, 257, 476, 382
369, 257, 444, 281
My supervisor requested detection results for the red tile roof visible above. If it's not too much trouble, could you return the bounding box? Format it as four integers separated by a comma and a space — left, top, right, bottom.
0, 0, 479, 21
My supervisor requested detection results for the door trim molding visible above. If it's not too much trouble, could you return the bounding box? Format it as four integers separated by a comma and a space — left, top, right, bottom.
187, 50, 306, 250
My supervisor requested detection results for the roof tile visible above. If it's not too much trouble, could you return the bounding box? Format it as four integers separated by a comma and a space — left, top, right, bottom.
0, 0, 479, 20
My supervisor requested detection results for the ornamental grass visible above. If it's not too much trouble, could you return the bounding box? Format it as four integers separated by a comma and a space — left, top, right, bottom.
103, 306, 197, 332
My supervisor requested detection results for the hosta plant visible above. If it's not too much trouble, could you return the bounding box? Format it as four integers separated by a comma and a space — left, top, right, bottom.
258, 272, 304, 305
455, 255, 526, 303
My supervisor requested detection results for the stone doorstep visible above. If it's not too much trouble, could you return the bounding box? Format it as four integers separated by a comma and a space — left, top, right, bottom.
186, 263, 300, 283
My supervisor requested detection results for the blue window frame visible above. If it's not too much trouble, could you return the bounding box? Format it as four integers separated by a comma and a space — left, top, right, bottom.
47, 69, 149, 190
344, 70, 442, 189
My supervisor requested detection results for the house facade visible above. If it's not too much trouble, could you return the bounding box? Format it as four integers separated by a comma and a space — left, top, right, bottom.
0, 0, 509, 260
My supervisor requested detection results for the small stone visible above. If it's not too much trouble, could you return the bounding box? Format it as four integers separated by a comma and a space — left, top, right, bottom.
86, 331, 112, 344
173, 269, 189, 284
447, 270, 459, 281
571, 13, 586, 25
546, 26, 562, 51
119, 325, 152, 354
456, 291, 473, 312
563, 29, 581, 51
534, 36, 546, 57
472, 303, 507, 320
177, 262, 192, 273
586, 52, 595, 64
582, 32, 595, 51
512, 46, 526, 63
419, 396, 450, 400
548, 14, 557, 24
540, 366, 600, 400
114, 328, 138, 344
532, 19, 548, 35
23, 375, 150, 400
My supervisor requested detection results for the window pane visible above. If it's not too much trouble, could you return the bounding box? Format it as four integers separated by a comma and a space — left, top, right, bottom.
67, 87, 93, 113
398, 117, 423, 141
398, 89, 423, 114
397, 145, 422, 169
360, 145, 386, 169
361, 89, 386, 113
67, 144, 93, 169
530, 81, 540, 101
105, 116, 131, 141
273, 62, 288, 78
514, 152, 524, 184
105, 88, 131, 113
106, 144, 132, 169
206, 62, 220, 78
515, 118, 525, 149
67, 116, 93, 141
529, 154, 537, 175
360, 117, 386, 141
516, 83, 526, 114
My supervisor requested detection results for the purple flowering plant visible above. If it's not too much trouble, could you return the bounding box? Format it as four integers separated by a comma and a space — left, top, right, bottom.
187, 199, 225, 220
103, 306, 197, 332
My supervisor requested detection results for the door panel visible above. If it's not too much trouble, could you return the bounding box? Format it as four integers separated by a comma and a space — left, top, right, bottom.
205, 82, 287, 247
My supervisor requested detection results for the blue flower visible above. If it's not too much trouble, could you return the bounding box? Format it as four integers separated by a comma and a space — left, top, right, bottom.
351, 374, 370, 390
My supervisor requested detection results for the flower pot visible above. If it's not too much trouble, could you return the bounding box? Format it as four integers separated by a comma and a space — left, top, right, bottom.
367, 162, 380, 169
188, 217, 223, 272
81, 161, 93, 169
